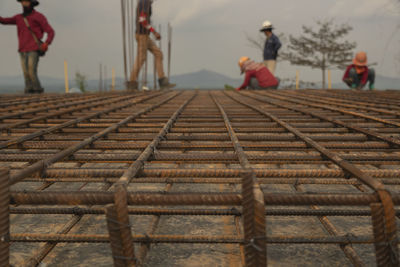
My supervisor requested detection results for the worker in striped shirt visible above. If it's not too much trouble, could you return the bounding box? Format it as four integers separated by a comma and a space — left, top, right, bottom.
127, 0, 175, 90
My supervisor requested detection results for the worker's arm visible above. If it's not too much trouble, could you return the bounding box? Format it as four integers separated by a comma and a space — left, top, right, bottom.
238, 70, 255, 90
273, 35, 282, 52
38, 14, 55, 46
342, 65, 351, 82
0, 15, 17, 25
138, 11, 155, 32
138, 11, 161, 39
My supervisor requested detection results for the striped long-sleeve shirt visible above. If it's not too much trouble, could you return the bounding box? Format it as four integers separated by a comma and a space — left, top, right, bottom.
136, 0, 154, 34
239, 60, 278, 89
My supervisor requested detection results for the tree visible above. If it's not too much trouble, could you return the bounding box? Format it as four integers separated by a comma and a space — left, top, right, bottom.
281, 19, 357, 89
75, 71, 87, 93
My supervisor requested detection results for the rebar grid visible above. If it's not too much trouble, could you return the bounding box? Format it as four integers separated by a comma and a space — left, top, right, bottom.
0, 89, 400, 266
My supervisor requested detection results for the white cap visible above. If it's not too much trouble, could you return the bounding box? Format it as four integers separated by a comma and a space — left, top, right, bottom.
260, 20, 274, 31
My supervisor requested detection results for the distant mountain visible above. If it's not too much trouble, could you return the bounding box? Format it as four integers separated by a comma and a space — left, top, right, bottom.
0, 71, 399, 93
170, 69, 242, 89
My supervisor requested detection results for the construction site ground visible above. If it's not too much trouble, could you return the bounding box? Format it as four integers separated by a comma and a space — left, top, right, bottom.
1, 89, 400, 266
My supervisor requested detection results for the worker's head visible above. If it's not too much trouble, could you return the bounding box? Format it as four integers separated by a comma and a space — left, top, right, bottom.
260, 20, 274, 37
353, 52, 368, 74
238, 56, 250, 74
18, 0, 39, 8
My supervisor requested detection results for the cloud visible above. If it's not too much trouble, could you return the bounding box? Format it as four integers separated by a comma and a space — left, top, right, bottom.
154, 0, 230, 27
329, 0, 399, 18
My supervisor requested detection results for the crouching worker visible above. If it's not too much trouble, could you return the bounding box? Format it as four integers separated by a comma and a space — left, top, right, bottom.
343, 51, 375, 90
236, 57, 279, 91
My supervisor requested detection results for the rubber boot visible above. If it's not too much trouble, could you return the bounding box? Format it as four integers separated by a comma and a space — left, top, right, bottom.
126, 81, 138, 91
158, 77, 176, 90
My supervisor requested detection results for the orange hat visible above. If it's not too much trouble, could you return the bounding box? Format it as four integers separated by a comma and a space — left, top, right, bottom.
238, 56, 250, 68
353, 52, 368, 67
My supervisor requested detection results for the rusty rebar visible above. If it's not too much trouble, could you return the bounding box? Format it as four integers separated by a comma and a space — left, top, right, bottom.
0, 168, 10, 267
112, 185, 136, 266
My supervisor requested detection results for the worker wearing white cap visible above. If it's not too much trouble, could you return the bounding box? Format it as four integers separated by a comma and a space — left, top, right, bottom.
260, 20, 281, 75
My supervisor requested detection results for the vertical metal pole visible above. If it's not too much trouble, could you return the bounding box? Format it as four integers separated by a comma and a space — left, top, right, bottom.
105, 204, 130, 267
127, 0, 131, 76
112, 68, 116, 92
104, 65, 108, 92
121, 0, 128, 83
328, 70, 332, 89
153, 53, 157, 90
99, 63, 103, 92
0, 168, 10, 267
371, 203, 390, 267
154, 24, 161, 90
64, 60, 69, 93
131, 0, 136, 75
143, 51, 148, 90
242, 171, 267, 267
167, 23, 172, 80
115, 184, 136, 266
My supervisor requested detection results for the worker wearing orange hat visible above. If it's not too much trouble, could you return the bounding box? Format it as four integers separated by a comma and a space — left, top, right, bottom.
343, 52, 375, 90
236, 57, 279, 90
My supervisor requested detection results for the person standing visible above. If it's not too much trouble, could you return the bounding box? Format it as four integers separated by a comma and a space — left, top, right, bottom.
127, 0, 175, 90
236, 56, 279, 91
343, 51, 375, 90
0, 0, 55, 94
260, 20, 281, 75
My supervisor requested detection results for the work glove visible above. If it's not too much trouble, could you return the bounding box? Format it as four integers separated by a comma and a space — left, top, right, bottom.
40, 42, 49, 52
236, 87, 241, 91
153, 31, 161, 40
343, 78, 353, 86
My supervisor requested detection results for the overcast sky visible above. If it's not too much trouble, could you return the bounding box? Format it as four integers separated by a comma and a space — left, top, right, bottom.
0, 0, 399, 84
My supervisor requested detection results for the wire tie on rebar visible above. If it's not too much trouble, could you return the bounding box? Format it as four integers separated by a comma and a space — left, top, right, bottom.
112, 254, 139, 263
106, 217, 132, 230
389, 239, 399, 264
1, 233, 10, 242
159, 190, 168, 195
246, 238, 263, 252
142, 234, 152, 245
343, 233, 356, 248
294, 178, 300, 188
230, 207, 240, 216
72, 206, 83, 216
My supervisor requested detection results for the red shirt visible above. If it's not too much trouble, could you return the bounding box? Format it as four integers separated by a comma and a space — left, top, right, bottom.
0, 10, 55, 52
239, 64, 278, 89
343, 64, 369, 85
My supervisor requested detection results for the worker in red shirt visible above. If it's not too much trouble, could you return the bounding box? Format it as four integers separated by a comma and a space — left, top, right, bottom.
0, 0, 55, 94
343, 52, 375, 90
237, 57, 279, 91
